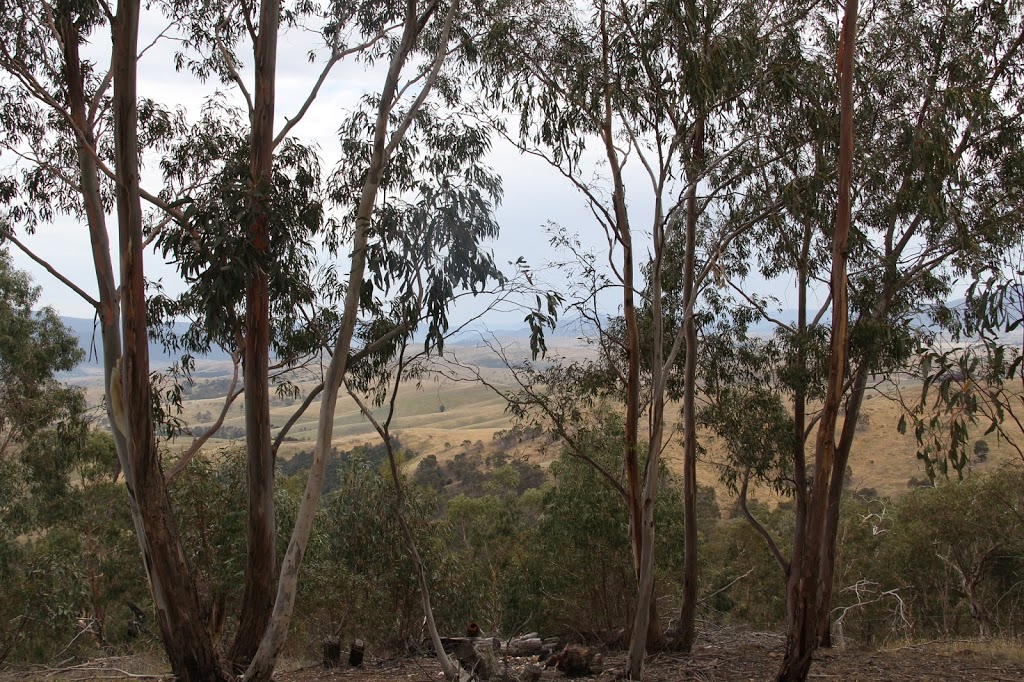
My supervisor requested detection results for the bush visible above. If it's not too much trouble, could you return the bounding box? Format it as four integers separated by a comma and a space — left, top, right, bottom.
296, 457, 470, 654
835, 466, 1024, 643
702, 505, 789, 629
512, 415, 689, 641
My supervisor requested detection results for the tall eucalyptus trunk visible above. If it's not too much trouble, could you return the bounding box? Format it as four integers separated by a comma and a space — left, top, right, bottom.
111, 1, 224, 679
242, 3, 461, 678
778, 2, 857, 679
230, 0, 281, 668
673, 114, 705, 656
59, 14, 127, 468
595, 4, 663, 661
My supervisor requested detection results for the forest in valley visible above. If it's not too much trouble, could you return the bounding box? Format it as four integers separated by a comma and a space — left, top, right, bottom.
1, 0, 1024, 681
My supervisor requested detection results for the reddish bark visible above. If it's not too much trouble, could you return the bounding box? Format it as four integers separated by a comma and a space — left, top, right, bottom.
778, 2, 858, 679
229, 0, 281, 668
111, 2, 225, 679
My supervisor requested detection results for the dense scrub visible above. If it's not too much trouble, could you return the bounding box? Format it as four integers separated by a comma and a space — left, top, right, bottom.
3, 426, 1024, 665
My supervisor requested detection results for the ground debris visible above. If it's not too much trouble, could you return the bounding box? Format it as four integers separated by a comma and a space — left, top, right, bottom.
6, 628, 1024, 682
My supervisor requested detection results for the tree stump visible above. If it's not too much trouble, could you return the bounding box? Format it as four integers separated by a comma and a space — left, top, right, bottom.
322, 637, 341, 668
454, 639, 499, 680
349, 638, 366, 666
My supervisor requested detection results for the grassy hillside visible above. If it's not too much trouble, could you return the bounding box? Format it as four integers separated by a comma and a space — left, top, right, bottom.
71, 338, 1024, 505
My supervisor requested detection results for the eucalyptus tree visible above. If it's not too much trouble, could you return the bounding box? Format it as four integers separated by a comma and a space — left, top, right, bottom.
703, 0, 1024, 677
150, 0, 340, 661
0, 248, 85, 459
1, 1, 226, 676
806, 0, 1020, 668
0, 0, 511, 679
776, 1, 857, 676
478, 0, 802, 671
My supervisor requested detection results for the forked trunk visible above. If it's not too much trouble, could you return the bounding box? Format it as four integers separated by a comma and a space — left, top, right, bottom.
112, 2, 224, 679
68, 8, 217, 678
59, 15, 127, 467
646, 600, 665, 651
816, 363, 869, 646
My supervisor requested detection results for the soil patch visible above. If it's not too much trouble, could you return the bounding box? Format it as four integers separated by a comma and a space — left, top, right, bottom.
5, 628, 1023, 681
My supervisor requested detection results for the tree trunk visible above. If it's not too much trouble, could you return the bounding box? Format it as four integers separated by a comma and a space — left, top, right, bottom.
595, 2, 652, 672
779, 553, 819, 682
241, 5, 461, 679
594, 2, 643, 577
674, 115, 705, 656
111, 3, 224, 680
59, 0, 128, 478
626, 441, 661, 677
816, 363, 869, 647
967, 583, 994, 638
229, 0, 281, 669
777, 3, 857, 678
67, 7, 218, 677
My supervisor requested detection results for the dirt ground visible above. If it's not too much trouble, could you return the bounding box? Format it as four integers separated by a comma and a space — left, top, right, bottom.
6, 627, 1024, 682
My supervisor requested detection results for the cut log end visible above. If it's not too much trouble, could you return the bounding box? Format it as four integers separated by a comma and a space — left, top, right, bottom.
322, 637, 341, 668
350, 638, 366, 667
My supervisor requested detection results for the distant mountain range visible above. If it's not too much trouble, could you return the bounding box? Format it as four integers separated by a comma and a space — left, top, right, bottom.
60, 316, 232, 372
59, 296, 1019, 376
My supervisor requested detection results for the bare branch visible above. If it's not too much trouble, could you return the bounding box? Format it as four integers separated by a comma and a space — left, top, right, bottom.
216, 31, 254, 116
138, 21, 177, 61
738, 469, 789, 575
273, 23, 402, 147
164, 351, 243, 483
1, 228, 99, 308
383, 0, 458, 160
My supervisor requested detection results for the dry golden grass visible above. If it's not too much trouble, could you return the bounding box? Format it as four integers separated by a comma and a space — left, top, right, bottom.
71, 344, 1024, 505
880, 637, 1024, 666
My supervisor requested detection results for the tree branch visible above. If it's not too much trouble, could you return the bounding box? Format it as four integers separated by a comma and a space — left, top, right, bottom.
164, 351, 242, 483
0, 228, 99, 308
738, 468, 789, 576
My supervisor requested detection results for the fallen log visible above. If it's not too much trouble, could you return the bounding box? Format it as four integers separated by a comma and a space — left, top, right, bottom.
438, 636, 501, 654
505, 637, 543, 657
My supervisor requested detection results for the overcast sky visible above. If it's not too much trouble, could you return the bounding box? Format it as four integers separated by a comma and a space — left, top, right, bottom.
8, 8, 807, 330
